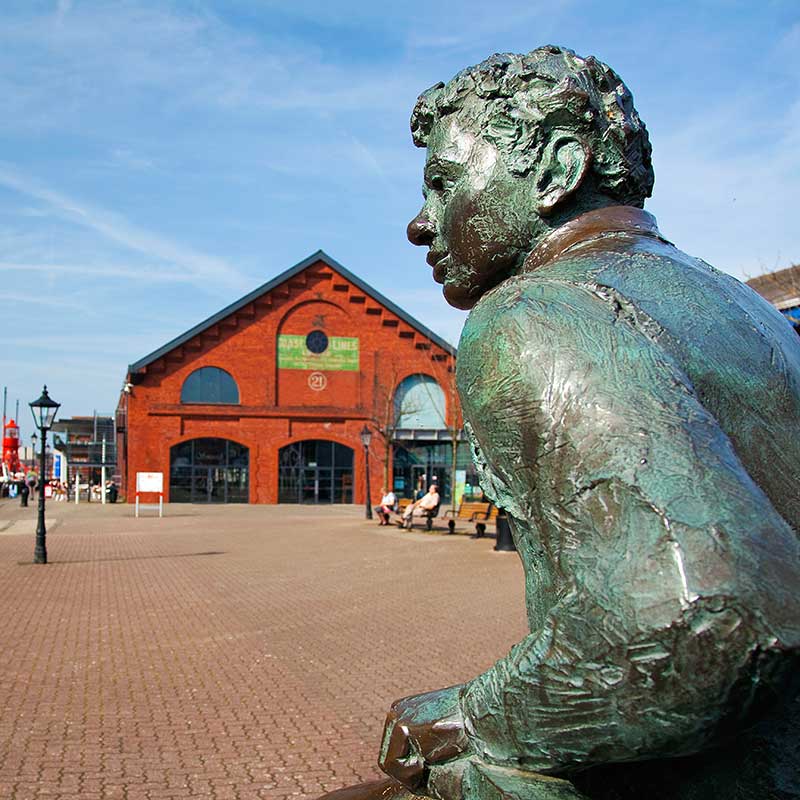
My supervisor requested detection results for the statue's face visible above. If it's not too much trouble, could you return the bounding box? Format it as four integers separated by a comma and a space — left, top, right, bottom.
407, 116, 538, 310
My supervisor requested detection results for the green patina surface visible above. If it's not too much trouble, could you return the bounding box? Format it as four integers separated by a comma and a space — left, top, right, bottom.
319, 45, 800, 800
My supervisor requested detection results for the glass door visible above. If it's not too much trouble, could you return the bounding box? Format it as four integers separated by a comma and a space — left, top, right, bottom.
316, 468, 333, 504
226, 467, 248, 503
169, 438, 249, 503
301, 467, 319, 503
278, 441, 354, 504
192, 468, 210, 502
209, 467, 228, 503
410, 465, 427, 498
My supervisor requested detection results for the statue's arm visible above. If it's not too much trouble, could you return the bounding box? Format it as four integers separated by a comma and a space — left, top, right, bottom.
457, 283, 800, 772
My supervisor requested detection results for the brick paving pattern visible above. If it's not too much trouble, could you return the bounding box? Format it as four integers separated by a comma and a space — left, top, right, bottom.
0, 501, 527, 800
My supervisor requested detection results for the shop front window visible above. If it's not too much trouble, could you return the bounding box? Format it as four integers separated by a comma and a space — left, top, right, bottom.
169, 438, 248, 503
278, 440, 354, 504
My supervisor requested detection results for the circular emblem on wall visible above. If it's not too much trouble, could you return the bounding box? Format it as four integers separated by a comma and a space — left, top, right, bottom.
308, 371, 327, 391
306, 329, 329, 354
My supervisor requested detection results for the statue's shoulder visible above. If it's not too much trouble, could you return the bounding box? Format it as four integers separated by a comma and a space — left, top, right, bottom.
457, 271, 613, 409
467, 270, 590, 320
460, 270, 611, 358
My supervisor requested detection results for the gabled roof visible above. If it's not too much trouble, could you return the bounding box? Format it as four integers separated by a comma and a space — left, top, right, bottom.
746, 263, 800, 310
128, 250, 456, 373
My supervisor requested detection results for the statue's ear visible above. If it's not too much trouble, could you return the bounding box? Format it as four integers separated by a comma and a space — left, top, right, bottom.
533, 134, 591, 215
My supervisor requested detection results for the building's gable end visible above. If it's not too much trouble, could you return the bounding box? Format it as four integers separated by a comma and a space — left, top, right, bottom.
128, 251, 456, 378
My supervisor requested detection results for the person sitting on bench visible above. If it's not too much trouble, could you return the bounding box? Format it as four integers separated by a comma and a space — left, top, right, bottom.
401, 485, 439, 529
374, 487, 397, 525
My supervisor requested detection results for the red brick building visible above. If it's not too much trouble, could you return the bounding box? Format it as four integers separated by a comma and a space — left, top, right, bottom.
117, 251, 464, 504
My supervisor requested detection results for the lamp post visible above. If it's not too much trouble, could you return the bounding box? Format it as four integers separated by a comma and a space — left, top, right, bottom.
30, 432, 38, 470
360, 425, 373, 520
29, 386, 60, 564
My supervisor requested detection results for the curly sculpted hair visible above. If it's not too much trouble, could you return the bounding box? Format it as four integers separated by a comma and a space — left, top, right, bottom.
410, 46, 654, 207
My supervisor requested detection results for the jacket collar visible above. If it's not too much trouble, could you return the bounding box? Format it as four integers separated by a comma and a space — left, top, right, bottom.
523, 206, 668, 273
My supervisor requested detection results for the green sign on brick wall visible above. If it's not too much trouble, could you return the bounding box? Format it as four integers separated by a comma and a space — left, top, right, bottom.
278, 335, 359, 371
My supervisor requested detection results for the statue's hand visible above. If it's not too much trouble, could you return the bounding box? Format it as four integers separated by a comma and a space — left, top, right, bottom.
378, 685, 470, 792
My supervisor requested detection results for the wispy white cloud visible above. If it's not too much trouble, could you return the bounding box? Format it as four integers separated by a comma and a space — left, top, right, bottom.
0, 3, 417, 126
0, 164, 248, 290
648, 85, 800, 279
3, 291, 85, 311
0, 261, 192, 283
404, 1, 574, 52
5, 331, 170, 352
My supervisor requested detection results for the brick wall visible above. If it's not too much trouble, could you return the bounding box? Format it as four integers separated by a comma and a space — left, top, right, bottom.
122, 259, 458, 504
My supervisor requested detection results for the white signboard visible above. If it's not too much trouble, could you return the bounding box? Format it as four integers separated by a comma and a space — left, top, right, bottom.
135, 471, 164, 518
136, 472, 163, 493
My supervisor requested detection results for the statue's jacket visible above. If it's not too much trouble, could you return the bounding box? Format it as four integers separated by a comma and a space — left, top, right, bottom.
456, 206, 800, 774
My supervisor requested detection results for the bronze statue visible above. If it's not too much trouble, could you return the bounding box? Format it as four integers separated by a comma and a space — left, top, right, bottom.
322, 47, 800, 799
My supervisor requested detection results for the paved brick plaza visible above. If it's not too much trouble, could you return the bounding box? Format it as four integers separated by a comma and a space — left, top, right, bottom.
0, 500, 527, 800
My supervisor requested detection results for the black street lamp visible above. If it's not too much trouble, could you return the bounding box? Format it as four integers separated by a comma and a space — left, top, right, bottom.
360, 425, 373, 520
29, 386, 60, 564
30, 432, 38, 469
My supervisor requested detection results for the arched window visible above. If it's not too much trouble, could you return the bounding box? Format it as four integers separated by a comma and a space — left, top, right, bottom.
180, 367, 239, 404
394, 374, 446, 429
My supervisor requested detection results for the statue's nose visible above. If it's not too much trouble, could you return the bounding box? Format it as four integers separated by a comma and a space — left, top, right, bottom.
407, 213, 436, 246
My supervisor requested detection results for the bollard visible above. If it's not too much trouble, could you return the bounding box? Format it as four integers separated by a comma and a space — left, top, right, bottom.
494, 510, 516, 552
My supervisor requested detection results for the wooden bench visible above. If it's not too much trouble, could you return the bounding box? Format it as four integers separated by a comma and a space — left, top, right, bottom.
394, 498, 441, 531
395, 498, 413, 519
443, 501, 494, 536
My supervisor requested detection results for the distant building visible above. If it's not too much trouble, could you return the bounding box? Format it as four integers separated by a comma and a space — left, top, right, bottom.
51, 415, 116, 486
746, 264, 800, 333
117, 251, 474, 505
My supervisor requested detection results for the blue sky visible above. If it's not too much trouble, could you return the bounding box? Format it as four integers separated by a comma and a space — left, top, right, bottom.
2, 0, 799, 439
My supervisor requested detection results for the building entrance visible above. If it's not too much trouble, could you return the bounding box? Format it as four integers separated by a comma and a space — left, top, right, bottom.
169, 438, 249, 503
278, 440, 354, 503
392, 442, 470, 504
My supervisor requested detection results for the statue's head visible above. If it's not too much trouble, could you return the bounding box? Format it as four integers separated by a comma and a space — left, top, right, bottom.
407, 46, 654, 309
